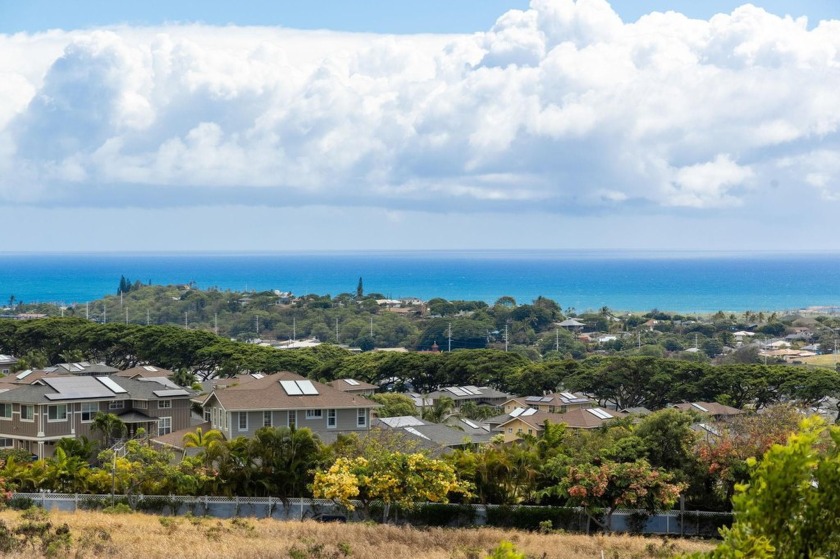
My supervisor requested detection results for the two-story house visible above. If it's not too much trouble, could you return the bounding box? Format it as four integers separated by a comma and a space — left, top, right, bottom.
201, 372, 377, 444
0, 375, 194, 459
502, 391, 595, 415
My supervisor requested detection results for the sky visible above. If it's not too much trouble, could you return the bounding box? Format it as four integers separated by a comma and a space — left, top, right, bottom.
1, 0, 840, 252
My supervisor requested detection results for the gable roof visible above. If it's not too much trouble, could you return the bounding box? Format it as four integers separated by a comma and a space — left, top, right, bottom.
0, 375, 193, 405
205, 372, 377, 411
495, 406, 624, 431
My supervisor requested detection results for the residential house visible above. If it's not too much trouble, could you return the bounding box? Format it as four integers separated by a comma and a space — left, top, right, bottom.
427, 385, 511, 408
494, 406, 624, 442
673, 401, 744, 419
0, 355, 17, 376
502, 391, 594, 415
374, 415, 492, 451
328, 378, 377, 397
45, 362, 119, 376
200, 372, 378, 444
0, 375, 194, 459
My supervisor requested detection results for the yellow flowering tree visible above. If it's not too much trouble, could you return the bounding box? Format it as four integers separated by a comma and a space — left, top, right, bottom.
313, 451, 469, 520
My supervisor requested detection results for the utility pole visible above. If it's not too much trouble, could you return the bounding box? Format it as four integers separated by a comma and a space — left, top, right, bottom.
86, 302, 89, 320
125, 308, 128, 324
184, 311, 188, 329
256, 315, 259, 335
293, 317, 296, 341
147, 309, 150, 326
556, 328, 559, 353
214, 313, 218, 335
448, 322, 452, 352
370, 316, 373, 337
335, 318, 339, 343
103, 305, 106, 324
504, 324, 508, 352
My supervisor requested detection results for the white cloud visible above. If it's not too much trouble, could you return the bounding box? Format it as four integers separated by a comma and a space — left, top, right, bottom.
1, 0, 839, 216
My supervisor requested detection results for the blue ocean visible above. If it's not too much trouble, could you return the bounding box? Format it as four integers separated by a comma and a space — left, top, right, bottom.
1, 251, 839, 313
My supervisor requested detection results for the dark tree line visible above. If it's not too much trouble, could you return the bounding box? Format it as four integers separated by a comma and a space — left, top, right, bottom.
2, 318, 840, 413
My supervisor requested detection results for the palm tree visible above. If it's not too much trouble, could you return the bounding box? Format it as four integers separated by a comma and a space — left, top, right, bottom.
91, 412, 127, 448
182, 427, 224, 458
422, 396, 455, 423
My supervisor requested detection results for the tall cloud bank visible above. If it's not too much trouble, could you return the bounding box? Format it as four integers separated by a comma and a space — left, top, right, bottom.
1, 0, 839, 213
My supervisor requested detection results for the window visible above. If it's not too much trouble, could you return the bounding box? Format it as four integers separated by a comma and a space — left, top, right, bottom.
158, 400, 172, 409
263, 411, 272, 428
507, 428, 513, 434
288, 411, 296, 429
133, 400, 148, 409
0, 403, 11, 419
327, 409, 336, 429
238, 412, 248, 431
158, 417, 172, 436
48, 405, 67, 422
305, 409, 322, 419
0, 438, 12, 448
109, 400, 124, 410
20, 405, 34, 422
80, 403, 98, 422
356, 408, 367, 428
204, 409, 211, 422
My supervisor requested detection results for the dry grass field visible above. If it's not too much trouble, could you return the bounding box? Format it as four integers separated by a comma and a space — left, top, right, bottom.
797, 354, 839, 368
0, 508, 715, 559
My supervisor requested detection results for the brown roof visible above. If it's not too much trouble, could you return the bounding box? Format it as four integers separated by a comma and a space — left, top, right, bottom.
117, 365, 178, 379
673, 402, 744, 417
152, 422, 215, 452
329, 379, 378, 392
496, 407, 624, 431
207, 372, 377, 412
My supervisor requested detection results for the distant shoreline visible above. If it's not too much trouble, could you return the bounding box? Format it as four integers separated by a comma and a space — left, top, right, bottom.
2, 251, 840, 313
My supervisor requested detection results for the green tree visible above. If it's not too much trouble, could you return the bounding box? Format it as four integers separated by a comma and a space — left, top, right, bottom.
182, 427, 225, 458
561, 459, 684, 532
689, 417, 840, 558
356, 277, 364, 299
370, 393, 416, 418
90, 412, 127, 448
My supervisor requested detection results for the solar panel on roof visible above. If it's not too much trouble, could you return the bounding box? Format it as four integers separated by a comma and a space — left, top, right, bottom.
522, 408, 537, 416
143, 366, 158, 372
381, 416, 424, 427
404, 427, 430, 440
525, 396, 542, 402
461, 418, 479, 429
96, 377, 128, 394
691, 403, 709, 412
252, 373, 264, 379
561, 392, 576, 399
280, 380, 303, 395
296, 380, 319, 395
344, 379, 360, 386
42, 377, 114, 399
153, 389, 190, 397
445, 387, 465, 396
540, 397, 553, 402
16, 370, 32, 380
510, 407, 525, 417
586, 408, 613, 420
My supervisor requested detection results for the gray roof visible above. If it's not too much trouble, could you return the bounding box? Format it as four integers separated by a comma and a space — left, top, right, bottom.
374, 416, 491, 447
0, 375, 195, 405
